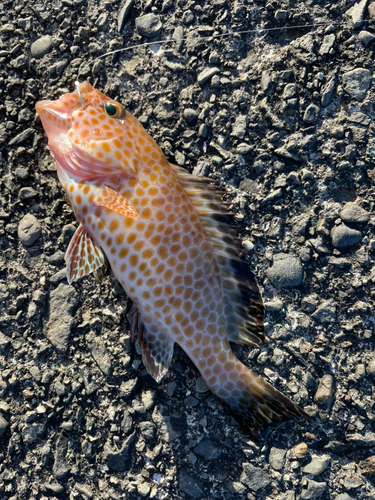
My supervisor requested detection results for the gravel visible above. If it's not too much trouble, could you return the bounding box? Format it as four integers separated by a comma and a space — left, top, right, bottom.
1, 1, 375, 499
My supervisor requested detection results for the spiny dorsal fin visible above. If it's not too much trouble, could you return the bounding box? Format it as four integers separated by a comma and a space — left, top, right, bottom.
171, 164, 264, 347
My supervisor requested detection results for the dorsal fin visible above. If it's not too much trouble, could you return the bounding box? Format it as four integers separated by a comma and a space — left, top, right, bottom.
172, 164, 265, 347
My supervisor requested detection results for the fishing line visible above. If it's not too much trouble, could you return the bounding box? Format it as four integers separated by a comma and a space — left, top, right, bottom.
75, 18, 371, 81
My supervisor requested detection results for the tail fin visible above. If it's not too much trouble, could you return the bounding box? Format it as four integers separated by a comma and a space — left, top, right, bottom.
219, 369, 310, 442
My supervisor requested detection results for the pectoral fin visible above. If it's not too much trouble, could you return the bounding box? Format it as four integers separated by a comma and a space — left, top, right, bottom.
96, 185, 139, 220
65, 223, 108, 284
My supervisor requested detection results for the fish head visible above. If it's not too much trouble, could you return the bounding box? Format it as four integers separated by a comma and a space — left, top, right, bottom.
36, 81, 139, 181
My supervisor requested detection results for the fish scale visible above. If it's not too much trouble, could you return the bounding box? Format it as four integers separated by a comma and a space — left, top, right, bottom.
36, 81, 309, 441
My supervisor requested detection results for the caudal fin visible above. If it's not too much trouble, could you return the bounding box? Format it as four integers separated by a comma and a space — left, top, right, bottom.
219, 369, 310, 442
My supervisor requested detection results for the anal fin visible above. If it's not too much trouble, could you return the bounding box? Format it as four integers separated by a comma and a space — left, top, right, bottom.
65, 223, 107, 284
96, 185, 138, 220
128, 304, 174, 382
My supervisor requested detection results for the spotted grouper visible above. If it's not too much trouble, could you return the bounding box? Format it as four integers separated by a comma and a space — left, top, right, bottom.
36, 81, 308, 440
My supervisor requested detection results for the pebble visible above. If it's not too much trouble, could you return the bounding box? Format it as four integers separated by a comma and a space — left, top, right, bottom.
320, 74, 336, 107
294, 442, 308, 457
267, 253, 304, 289
340, 203, 370, 224
346, 432, 375, 446
183, 108, 198, 125
269, 446, 287, 470
231, 114, 248, 139
0, 414, 8, 437
19, 187, 38, 200
119, 378, 141, 400
301, 479, 327, 499
179, 469, 203, 498
358, 30, 375, 46
359, 456, 375, 475
314, 375, 335, 411
45, 283, 79, 351
336, 495, 355, 500
302, 455, 331, 476
18, 213, 41, 246
135, 14, 162, 38
303, 104, 320, 124
9, 127, 34, 146
117, 0, 135, 32
45, 250, 65, 266
311, 299, 336, 324
197, 67, 220, 85
194, 437, 223, 460
366, 355, 375, 378
104, 433, 136, 472
240, 462, 271, 491
30, 35, 53, 58
331, 224, 362, 248
319, 34, 335, 55
347, 0, 368, 28
342, 68, 372, 101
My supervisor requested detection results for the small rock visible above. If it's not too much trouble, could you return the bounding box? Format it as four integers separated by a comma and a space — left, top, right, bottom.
311, 299, 336, 324
294, 442, 308, 458
119, 378, 141, 400
319, 34, 335, 55
18, 214, 41, 247
302, 455, 331, 475
301, 479, 327, 499
183, 108, 198, 126
269, 447, 287, 470
283, 83, 298, 99
343, 472, 365, 489
303, 104, 320, 124
19, 187, 38, 200
240, 463, 271, 491
9, 128, 34, 146
135, 14, 162, 38
0, 415, 8, 437
267, 254, 304, 289
104, 433, 136, 472
194, 437, 223, 460
340, 203, 370, 224
321, 75, 337, 107
347, 0, 368, 28
139, 421, 156, 440
331, 224, 362, 248
231, 115, 248, 139
117, 0, 134, 32
30, 35, 53, 58
359, 30, 375, 46
342, 68, 372, 101
366, 355, 375, 377
197, 67, 220, 85
359, 456, 375, 475
314, 375, 335, 411
179, 469, 204, 498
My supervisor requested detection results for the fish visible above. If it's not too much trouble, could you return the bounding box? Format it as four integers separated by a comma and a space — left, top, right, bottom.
36, 81, 309, 441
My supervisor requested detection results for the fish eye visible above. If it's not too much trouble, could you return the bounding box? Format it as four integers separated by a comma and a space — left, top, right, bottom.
104, 101, 125, 119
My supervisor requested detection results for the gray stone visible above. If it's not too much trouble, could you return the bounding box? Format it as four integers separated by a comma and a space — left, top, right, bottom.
303, 104, 320, 124
9, 127, 34, 146
119, 378, 141, 400
45, 283, 80, 351
53, 434, 69, 480
367, 136, 375, 158
271, 348, 285, 366
347, 0, 368, 28
86, 332, 112, 376
348, 111, 371, 126
18, 214, 41, 246
346, 432, 375, 446
30, 35, 52, 58
366, 355, 375, 378
135, 14, 162, 38
18, 108, 33, 122
46, 250, 65, 266
340, 203, 370, 224
336, 494, 355, 500
179, 469, 203, 498
343, 472, 365, 489
231, 115, 248, 139
359, 30, 375, 46
0, 332, 11, 350
194, 437, 223, 460
283, 83, 298, 99
44, 482, 64, 494
342, 68, 372, 101
269, 446, 287, 471
319, 34, 335, 55
183, 108, 198, 125
197, 67, 220, 85
331, 224, 362, 248
139, 421, 156, 440
267, 254, 304, 289
301, 479, 327, 499
321, 75, 337, 107
302, 455, 331, 475
314, 375, 335, 411
311, 299, 336, 324
104, 433, 136, 471
0, 415, 8, 437
19, 187, 37, 200
75, 484, 93, 499
240, 463, 271, 491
